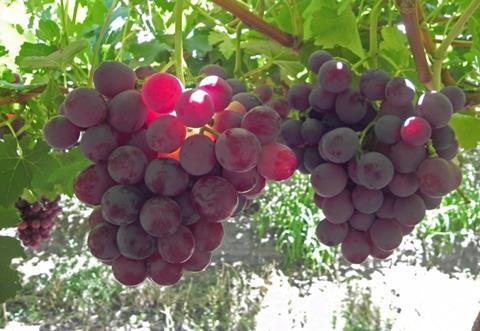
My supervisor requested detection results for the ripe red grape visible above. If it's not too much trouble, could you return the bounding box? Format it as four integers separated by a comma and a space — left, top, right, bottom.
174, 191, 201, 226
182, 249, 212, 272
242, 175, 266, 199
222, 168, 260, 193
107, 146, 147, 185
232, 93, 262, 111
88, 207, 107, 228
415, 92, 453, 129
300, 118, 325, 145
116, 222, 156, 260
315, 219, 349, 246
357, 152, 394, 189
142, 72, 183, 113
226, 78, 246, 95
310, 163, 347, 198
374, 115, 402, 144
93, 61, 136, 98
146, 114, 186, 153
385, 77, 415, 107
431, 125, 455, 151
287, 83, 312, 111
369, 218, 403, 251
64, 88, 107, 128
88, 223, 120, 261
317, 60, 352, 93
388, 172, 419, 197
389, 141, 426, 174
147, 253, 183, 285
127, 129, 157, 161
140, 197, 181, 238
135, 66, 156, 80
335, 89, 368, 124
198, 76, 233, 113
400, 116, 432, 146
179, 134, 217, 176
241, 105, 281, 144
107, 90, 148, 133
303, 146, 324, 173
101, 185, 144, 225
308, 50, 333, 73
215, 128, 262, 173
266, 98, 291, 118
308, 86, 336, 112
80, 124, 119, 162
280, 119, 304, 146
190, 220, 224, 251
321, 128, 359, 163
257, 143, 297, 181
199, 64, 227, 79
376, 193, 396, 219
112, 256, 147, 286
441, 86, 466, 112
348, 211, 375, 231
379, 99, 415, 120
341, 230, 370, 264
393, 194, 425, 226
157, 225, 195, 264
191, 176, 238, 221
74, 164, 115, 205
43, 116, 81, 149
359, 69, 390, 101
352, 186, 384, 214
322, 189, 354, 224
417, 158, 455, 197
144, 158, 189, 196
213, 110, 243, 133
175, 89, 215, 128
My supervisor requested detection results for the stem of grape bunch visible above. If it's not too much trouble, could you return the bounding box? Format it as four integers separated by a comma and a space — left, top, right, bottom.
201, 126, 220, 137
174, 0, 185, 84
368, 0, 384, 68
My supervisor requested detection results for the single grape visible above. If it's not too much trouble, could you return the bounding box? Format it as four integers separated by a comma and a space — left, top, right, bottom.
64, 88, 107, 128
142, 72, 184, 113
400, 116, 432, 146
222, 168, 260, 193
101, 185, 144, 226
215, 128, 262, 173
441, 86, 466, 112
368, 218, 403, 251
93, 61, 136, 98
341, 230, 370, 264
117, 222, 156, 260
322, 189, 354, 224
43, 116, 81, 149
310, 163, 347, 198
385, 77, 415, 107
280, 119, 304, 146
112, 256, 147, 286
74, 164, 115, 205
265, 98, 291, 119
157, 225, 195, 264
357, 152, 394, 189
359, 69, 390, 101
190, 220, 224, 251
308, 50, 333, 73
376, 193, 396, 219
180, 134, 217, 176
287, 83, 312, 112
321, 128, 359, 164
242, 175, 266, 200
257, 143, 297, 181
415, 92, 453, 129
175, 89, 215, 128
379, 100, 415, 120
232, 93, 262, 111
107, 90, 148, 133
140, 197, 181, 238
388, 172, 419, 197
374, 115, 402, 145
146, 115, 186, 153
241, 106, 281, 144
351, 186, 384, 214
80, 124, 119, 162
254, 85, 273, 103
417, 190, 442, 210
226, 79, 246, 95
301, 118, 325, 145
348, 211, 375, 231
182, 249, 212, 272
225, 100, 247, 115
393, 194, 426, 226
317, 60, 352, 93
370, 244, 393, 260
346, 159, 362, 185
144, 158, 189, 196
107, 146, 147, 185
134, 66, 156, 80
199, 64, 227, 79
88, 207, 106, 228
315, 219, 349, 246
303, 146, 324, 173
431, 125, 455, 151
191, 176, 238, 222
308, 86, 336, 112
335, 89, 368, 124
88, 223, 120, 261
417, 158, 455, 197
174, 191, 201, 226
213, 110, 243, 133
437, 139, 459, 160
147, 253, 183, 285
198, 76, 233, 113
127, 129, 157, 161
389, 141, 426, 173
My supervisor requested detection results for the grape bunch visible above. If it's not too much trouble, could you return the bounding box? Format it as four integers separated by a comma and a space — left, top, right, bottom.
16, 196, 61, 249
282, 50, 464, 264
43, 61, 297, 286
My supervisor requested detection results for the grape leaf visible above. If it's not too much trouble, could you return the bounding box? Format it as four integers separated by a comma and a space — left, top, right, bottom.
37, 19, 61, 43
0, 45, 7, 57
0, 207, 20, 229
449, 113, 480, 150
303, 0, 364, 59
15, 42, 56, 66
208, 31, 234, 60
0, 236, 25, 303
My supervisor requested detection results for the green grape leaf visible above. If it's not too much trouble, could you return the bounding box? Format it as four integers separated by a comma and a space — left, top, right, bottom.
0, 45, 7, 57
379, 27, 411, 68
243, 35, 296, 60
303, 0, 364, 59
0, 236, 25, 303
0, 207, 20, 229
37, 19, 61, 43
129, 40, 171, 65
449, 113, 480, 150
29, 141, 63, 194
208, 31, 234, 60
18, 39, 89, 69
0, 137, 33, 207
185, 30, 212, 55
15, 42, 56, 65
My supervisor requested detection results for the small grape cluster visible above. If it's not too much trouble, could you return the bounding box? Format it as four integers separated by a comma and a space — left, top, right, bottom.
43, 62, 297, 286
282, 50, 464, 264
16, 197, 61, 249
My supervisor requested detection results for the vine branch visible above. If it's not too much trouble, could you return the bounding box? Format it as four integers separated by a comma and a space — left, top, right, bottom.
209, 0, 296, 49
396, 0, 432, 88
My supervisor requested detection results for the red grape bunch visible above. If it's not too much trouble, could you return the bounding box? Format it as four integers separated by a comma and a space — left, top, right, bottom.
16, 196, 61, 249
43, 62, 297, 286
283, 50, 464, 264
